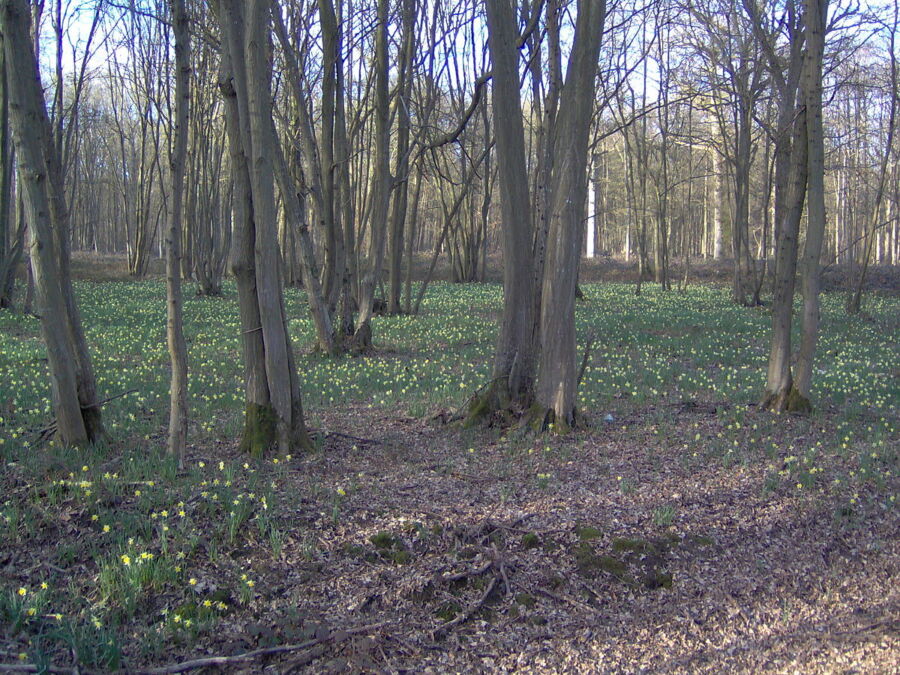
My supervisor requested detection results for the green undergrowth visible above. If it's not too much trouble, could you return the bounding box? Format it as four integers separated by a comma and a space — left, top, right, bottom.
0, 279, 897, 669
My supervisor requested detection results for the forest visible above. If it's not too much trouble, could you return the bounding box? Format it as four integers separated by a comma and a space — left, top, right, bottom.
0, 0, 898, 672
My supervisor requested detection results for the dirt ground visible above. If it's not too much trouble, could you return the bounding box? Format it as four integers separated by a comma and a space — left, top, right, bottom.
129, 403, 896, 674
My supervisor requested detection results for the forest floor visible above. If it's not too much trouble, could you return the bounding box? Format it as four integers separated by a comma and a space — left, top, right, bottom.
0, 268, 897, 673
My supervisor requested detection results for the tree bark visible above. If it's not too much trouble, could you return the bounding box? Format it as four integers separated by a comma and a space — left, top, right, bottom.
165, 0, 190, 464
793, 0, 828, 405
2, 0, 104, 444
534, 0, 606, 431
215, 0, 311, 455
469, 0, 538, 421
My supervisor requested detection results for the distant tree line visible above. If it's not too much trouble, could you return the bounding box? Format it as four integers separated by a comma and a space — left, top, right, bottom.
0, 0, 895, 453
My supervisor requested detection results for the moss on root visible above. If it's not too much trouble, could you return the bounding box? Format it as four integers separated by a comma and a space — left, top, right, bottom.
785, 387, 812, 413
760, 386, 812, 413
239, 403, 277, 458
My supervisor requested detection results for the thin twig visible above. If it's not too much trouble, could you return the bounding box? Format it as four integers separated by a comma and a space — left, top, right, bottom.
441, 560, 493, 583
577, 332, 597, 386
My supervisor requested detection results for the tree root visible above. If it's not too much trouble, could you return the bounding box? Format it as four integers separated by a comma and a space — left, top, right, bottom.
759, 386, 812, 413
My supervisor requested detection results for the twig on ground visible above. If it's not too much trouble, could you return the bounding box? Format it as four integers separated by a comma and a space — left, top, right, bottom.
441, 559, 493, 582
135, 621, 389, 674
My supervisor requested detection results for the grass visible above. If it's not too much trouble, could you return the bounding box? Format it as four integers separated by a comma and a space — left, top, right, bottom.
0, 279, 897, 670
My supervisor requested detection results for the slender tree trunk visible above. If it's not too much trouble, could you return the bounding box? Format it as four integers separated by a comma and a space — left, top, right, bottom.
352, 0, 391, 349
216, 0, 312, 455
847, 3, 897, 314
533, 0, 606, 431
793, 0, 829, 405
468, 0, 538, 421
166, 0, 190, 464
2, 0, 103, 444
387, 0, 415, 314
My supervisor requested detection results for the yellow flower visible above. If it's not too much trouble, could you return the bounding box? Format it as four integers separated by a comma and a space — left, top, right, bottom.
17, 587, 26, 596
203, 599, 212, 608
40, 582, 48, 590
121, 555, 131, 566
102, 524, 110, 533
189, 578, 197, 586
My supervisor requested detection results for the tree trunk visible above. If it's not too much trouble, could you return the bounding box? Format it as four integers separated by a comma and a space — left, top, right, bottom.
468, 0, 538, 422
387, 0, 415, 314
352, 0, 391, 350
793, 0, 829, 406
533, 0, 606, 431
216, 0, 311, 455
761, 97, 807, 411
165, 0, 190, 465
2, 0, 104, 444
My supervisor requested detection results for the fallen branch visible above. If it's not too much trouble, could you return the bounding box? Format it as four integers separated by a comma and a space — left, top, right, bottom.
135, 621, 389, 674
0, 665, 77, 674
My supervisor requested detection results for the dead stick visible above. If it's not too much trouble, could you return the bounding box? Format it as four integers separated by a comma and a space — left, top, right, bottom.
0, 665, 77, 674
135, 622, 389, 675
441, 560, 493, 582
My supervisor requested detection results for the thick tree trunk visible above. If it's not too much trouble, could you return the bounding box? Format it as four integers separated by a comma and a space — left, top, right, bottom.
761, 100, 807, 411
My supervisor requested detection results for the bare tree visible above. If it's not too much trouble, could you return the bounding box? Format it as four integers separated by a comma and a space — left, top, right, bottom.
215, 0, 312, 454
165, 0, 190, 464
533, 0, 607, 430
2, 0, 104, 444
